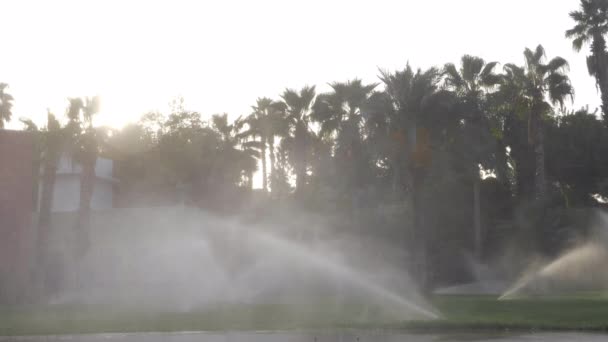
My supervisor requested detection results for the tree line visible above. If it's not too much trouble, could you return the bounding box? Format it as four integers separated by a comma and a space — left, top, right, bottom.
3, 0, 608, 288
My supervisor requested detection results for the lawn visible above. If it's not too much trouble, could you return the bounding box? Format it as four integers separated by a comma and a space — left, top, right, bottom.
403, 294, 608, 332
2, 295, 608, 335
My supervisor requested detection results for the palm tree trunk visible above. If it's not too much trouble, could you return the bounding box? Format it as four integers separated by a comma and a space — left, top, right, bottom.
37, 156, 58, 291
248, 169, 254, 190
411, 168, 428, 291
408, 123, 428, 291
75, 154, 96, 258
600, 78, 608, 124
590, 36, 608, 124
473, 179, 482, 259
495, 138, 508, 186
598, 56, 608, 124
294, 122, 307, 197
532, 115, 546, 201
268, 136, 276, 193
392, 157, 400, 199
261, 136, 267, 192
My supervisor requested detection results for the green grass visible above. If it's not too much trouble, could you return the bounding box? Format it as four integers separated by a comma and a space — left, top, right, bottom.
0, 302, 406, 336
3, 295, 608, 335
401, 295, 608, 332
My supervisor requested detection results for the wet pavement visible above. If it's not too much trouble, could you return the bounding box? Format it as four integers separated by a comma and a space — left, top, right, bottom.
1, 331, 607, 341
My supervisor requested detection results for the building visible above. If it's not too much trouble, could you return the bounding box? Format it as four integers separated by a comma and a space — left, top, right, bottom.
41, 154, 117, 212
0, 130, 35, 303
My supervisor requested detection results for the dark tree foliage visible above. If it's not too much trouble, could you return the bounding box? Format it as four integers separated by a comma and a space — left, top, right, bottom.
16, 1, 608, 288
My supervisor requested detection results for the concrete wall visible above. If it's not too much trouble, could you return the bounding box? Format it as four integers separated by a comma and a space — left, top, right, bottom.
0, 130, 35, 303
50, 175, 114, 212
56, 154, 114, 180
41, 154, 115, 212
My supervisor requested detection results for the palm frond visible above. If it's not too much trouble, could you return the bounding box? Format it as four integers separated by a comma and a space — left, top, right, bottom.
461, 55, 485, 83
546, 56, 570, 72
547, 73, 575, 107
443, 63, 465, 90
20, 118, 38, 132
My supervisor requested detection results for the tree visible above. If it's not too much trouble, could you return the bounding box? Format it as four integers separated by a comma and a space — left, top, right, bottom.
266, 102, 289, 194
244, 98, 288, 193
566, 0, 608, 122
546, 107, 608, 206
443, 55, 500, 259
69, 97, 101, 257
493, 63, 534, 200
311, 79, 377, 200
517, 45, 574, 201
0, 83, 14, 129
212, 113, 261, 191
36, 112, 64, 290
379, 64, 455, 290
281, 86, 316, 196
246, 99, 270, 192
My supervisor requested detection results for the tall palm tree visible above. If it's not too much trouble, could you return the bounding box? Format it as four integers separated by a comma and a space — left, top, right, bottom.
514, 45, 574, 200
266, 102, 288, 193
245, 98, 287, 192
212, 113, 261, 190
492, 63, 532, 199
281, 86, 316, 196
36, 112, 63, 289
71, 97, 100, 257
244, 99, 270, 191
0, 83, 14, 129
379, 65, 451, 290
311, 79, 377, 194
566, 0, 608, 122
443, 55, 500, 259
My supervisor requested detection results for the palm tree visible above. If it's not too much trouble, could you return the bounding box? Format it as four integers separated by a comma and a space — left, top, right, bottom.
36, 112, 63, 289
281, 86, 316, 196
379, 65, 451, 290
266, 102, 288, 193
212, 113, 261, 190
0, 83, 14, 129
514, 45, 574, 200
71, 96, 100, 257
244, 100, 268, 191
566, 0, 608, 122
311, 79, 377, 196
492, 63, 532, 199
245, 98, 287, 192
443, 55, 500, 259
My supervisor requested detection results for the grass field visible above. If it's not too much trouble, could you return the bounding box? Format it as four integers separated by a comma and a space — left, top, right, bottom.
2, 295, 608, 335
405, 294, 608, 331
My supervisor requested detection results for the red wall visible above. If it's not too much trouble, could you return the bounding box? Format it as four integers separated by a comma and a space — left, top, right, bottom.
0, 130, 34, 302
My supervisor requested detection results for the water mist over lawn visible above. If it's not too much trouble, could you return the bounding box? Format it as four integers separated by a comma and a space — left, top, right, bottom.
500, 212, 608, 300
45, 206, 436, 323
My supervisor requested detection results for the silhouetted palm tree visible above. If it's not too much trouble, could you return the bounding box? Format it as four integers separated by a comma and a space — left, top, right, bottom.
379, 65, 449, 290
281, 86, 316, 196
266, 102, 288, 193
245, 98, 287, 192
212, 113, 261, 190
312, 79, 377, 196
513, 45, 574, 200
443, 55, 500, 258
36, 112, 64, 288
68, 96, 100, 257
0, 83, 14, 129
566, 0, 608, 122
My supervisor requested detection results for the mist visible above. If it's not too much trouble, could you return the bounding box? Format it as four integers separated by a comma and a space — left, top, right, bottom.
39, 205, 434, 322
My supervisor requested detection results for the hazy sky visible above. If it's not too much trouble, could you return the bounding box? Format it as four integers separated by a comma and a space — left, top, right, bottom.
3, 0, 600, 129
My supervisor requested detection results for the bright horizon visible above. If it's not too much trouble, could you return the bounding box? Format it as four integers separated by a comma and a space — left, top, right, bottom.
2, 0, 601, 129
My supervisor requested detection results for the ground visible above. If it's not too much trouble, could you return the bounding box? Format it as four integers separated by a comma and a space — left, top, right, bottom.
407, 294, 608, 331
2, 295, 608, 336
